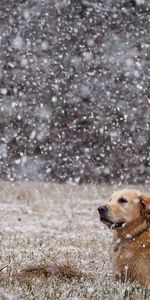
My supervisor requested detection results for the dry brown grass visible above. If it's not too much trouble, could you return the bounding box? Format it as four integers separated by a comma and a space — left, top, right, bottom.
18, 261, 90, 281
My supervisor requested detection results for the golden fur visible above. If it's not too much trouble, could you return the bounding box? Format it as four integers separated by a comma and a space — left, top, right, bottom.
98, 189, 150, 285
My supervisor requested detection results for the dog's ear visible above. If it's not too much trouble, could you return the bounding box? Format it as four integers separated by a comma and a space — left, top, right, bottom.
139, 193, 150, 223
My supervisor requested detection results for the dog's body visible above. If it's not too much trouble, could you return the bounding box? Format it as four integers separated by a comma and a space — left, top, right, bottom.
98, 189, 150, 285
112, 223, 150, 285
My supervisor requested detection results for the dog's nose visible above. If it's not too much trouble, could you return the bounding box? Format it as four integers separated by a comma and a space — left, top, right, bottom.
98, 206, 107, 215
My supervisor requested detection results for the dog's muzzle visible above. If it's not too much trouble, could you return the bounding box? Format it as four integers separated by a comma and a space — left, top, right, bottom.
98, 206, 125, 228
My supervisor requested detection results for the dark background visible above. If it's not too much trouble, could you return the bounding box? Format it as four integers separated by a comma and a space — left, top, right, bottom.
0, 0, 149, 184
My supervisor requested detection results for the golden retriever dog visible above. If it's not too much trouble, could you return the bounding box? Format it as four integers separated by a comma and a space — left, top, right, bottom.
98, 189, 150, 285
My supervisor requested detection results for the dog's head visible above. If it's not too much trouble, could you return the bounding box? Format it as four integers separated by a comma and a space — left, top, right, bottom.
98, 189, 150, 230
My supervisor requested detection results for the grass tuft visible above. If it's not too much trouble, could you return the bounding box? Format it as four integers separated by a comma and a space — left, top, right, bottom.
18, 260, 89, 281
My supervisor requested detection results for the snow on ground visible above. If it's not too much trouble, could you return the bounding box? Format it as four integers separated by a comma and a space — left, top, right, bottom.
0, 182, 150, 299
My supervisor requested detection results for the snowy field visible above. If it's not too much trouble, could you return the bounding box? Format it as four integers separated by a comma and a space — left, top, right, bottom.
0, 1, 149, 298
0, 182, 150, 299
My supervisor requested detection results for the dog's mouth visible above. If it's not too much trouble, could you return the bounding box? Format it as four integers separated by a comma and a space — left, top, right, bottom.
100, 217, 125, 229
112, 221, 125, 228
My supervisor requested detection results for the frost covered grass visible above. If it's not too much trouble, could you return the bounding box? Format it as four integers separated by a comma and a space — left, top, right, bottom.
0, 182, 150, 299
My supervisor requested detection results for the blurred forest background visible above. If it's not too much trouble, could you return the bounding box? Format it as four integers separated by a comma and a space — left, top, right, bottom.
0, 0, 149, 184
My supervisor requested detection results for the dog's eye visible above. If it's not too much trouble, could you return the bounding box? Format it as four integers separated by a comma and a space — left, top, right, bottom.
118, 197, 128, 204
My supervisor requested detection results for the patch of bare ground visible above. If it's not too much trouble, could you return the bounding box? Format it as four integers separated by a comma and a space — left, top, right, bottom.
0, 182, 150, 299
